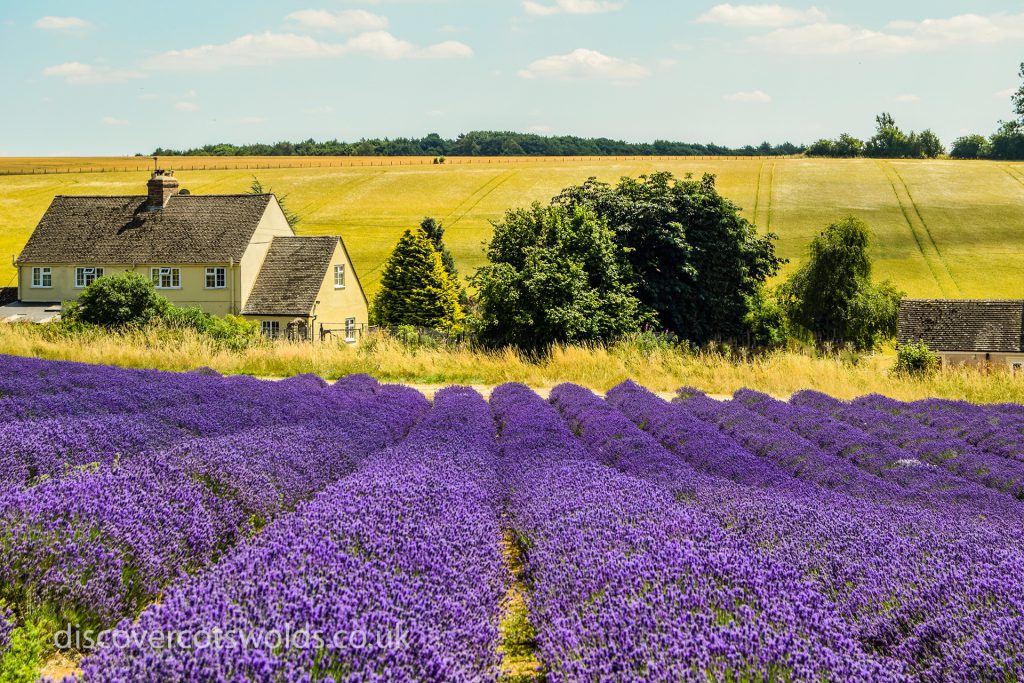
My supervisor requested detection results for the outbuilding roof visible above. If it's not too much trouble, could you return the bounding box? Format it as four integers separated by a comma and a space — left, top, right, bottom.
898, 299, 1024, 352
241, 236, 340, 316
17, 194, 274, 264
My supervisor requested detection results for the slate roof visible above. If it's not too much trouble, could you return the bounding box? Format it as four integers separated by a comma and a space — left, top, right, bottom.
242, 236, 339, 316
17, 194, 275, 264
898, 299, 1024, 352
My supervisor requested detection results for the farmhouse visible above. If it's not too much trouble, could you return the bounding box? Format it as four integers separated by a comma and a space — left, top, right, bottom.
9, 170, 367, 340
898, 299, 1024, 370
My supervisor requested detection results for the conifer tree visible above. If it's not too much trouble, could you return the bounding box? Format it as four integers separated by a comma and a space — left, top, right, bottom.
371, 227, 465, 332
420, 217, 468, 306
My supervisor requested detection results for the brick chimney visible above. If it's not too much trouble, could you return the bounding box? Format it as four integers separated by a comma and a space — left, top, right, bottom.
146, 170, 179, 209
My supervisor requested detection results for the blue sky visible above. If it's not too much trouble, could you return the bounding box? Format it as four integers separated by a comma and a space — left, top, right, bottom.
0, 0, 1021, 155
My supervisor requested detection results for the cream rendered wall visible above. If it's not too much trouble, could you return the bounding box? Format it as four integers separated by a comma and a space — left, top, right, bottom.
18, 263, 238, 315
239, 199, 294, 306
311, 240, 369, 342
19, 197, 292, 315
938, 351, 1024, 370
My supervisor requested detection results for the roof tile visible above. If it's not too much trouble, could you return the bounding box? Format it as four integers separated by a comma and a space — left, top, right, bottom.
898, 299, 1024, 352
18, 194, 274, 264
241, 236, 339, 316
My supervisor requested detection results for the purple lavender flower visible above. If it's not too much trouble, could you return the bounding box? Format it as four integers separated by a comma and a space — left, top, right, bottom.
0, 381, 426, 636
601, 380, 1024, 681
77, 387, 505, 683
497, 383, 904, 682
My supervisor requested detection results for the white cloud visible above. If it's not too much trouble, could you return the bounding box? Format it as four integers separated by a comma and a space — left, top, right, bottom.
523, 0, 623, 17
145, 31, 471, 70
419, 40, 474, 58
751, 23, 914, 54
342, 31, 417, 59
42, 62, 143, 84
697, 4, 825, 28
146, 33, 342, 70
519, 48, 647, 81
996, 87, 1016, 98
34, 16, 90, 31
723, 89, 772, 103
175, 101, 200, 112
285, 9, 389, 32
895, 94, 920, 103
751, 12, 1024, 55
101, 116, 128, 125
527, 124, 553, 134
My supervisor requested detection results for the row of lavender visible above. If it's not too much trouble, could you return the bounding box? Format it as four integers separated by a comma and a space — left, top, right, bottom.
0, 357, 391, 491
63, 380, 1024, 682
4, 355, 1023, 681
0, 356, 430, 679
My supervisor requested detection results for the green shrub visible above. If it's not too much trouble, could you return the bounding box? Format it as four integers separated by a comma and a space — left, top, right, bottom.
894, 340, 939, 376
161, 306, 213, 333
72, 272, 170, 328
0, 617, 51, 683
205, 315, 262, 351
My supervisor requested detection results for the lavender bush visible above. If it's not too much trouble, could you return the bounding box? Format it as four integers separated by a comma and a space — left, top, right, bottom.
792, 389, 1024, 498
732, 388, 1024, 519
77, 387, 505, 682
0, 379, 427, 638
1, 354, 1022, 682
496, 383, 902, 682
603, 381, 1024, 680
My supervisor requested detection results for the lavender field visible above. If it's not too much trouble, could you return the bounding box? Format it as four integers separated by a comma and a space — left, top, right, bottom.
1, 355, 1023, 682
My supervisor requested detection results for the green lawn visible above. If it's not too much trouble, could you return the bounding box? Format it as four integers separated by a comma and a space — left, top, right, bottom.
2, 157, 1023, 298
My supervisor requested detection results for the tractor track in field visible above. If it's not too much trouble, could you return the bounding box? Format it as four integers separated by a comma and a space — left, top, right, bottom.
878, 161, 961, 297
752, 161, 776, 230
293, 170, 385, 217
1004, 164, 1024, 189
443, 171, 517, 228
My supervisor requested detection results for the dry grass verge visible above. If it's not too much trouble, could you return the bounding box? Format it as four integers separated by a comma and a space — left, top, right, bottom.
0, 324, 1021, 403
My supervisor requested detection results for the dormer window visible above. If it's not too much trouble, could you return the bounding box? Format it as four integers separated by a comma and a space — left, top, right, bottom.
75, 267, 104, 288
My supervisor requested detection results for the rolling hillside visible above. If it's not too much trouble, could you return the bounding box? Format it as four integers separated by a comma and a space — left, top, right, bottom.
2, 157, 1023, 298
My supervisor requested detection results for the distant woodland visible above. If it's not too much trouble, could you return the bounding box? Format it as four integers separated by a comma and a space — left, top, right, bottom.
152, 131, 805, 158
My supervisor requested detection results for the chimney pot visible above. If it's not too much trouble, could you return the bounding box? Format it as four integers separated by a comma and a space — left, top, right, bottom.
147, 169, 179, 209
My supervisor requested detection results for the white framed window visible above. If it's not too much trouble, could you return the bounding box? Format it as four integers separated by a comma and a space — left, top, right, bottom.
345, 317, 357, 342
205, 267, 226, 289
261, 320, 280, 339
151, 267, 181, 289
74, 267, 104, 288
30, 267, 52, 288
334, 264, 346, 289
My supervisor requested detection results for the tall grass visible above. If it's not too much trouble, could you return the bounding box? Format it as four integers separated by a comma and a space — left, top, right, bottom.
1, 324, 1021, 402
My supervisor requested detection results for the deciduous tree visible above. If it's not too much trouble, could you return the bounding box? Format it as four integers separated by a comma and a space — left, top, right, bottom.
471, 203, 648, 352
555, 172, 783, 344
778, 217, 903, 350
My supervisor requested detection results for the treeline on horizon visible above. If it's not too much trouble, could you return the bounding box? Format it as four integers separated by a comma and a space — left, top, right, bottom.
806, 113, 1024, 161
809, 66, 1024, 160
150, 131, 805, 158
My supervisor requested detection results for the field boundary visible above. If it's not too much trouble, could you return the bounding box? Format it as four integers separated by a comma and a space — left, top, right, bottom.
878, 161, 961, 296
0, 155, 805, 177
